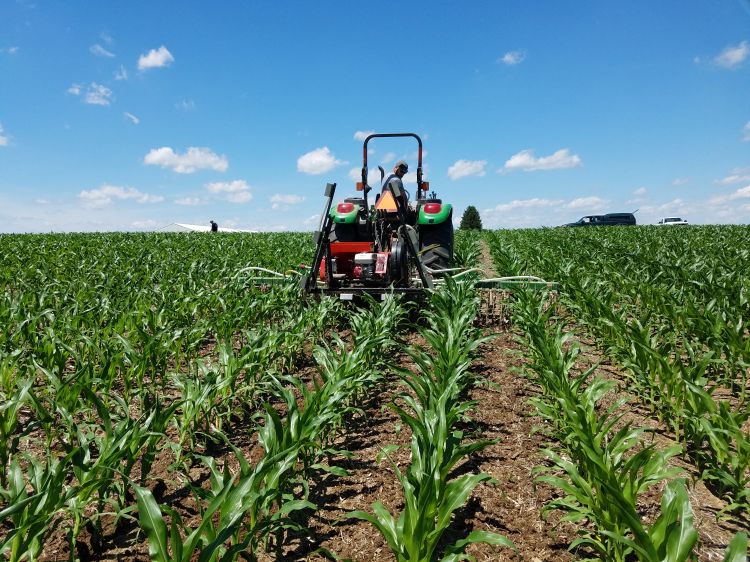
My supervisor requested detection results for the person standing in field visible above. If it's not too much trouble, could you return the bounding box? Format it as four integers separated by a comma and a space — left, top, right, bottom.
210, 220, 218, 232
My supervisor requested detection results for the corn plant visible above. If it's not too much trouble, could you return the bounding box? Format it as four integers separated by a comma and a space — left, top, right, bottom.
135, 445, 310, 562
351, 280, 514, 561
514, 288, 700, 561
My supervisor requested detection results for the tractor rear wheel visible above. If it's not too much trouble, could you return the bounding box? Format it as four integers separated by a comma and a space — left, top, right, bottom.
329, 223, 359, 242
420, 212, 453, 273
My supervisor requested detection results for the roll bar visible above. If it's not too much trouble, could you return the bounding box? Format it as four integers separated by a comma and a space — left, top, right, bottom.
361, 133, 423, 191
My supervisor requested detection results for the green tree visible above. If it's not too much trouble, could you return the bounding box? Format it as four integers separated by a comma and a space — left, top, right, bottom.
459, 206, 483, 230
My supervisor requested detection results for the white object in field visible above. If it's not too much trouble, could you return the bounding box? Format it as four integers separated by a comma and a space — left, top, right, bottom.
656, 217, 688, 226
156, 222, 258, 233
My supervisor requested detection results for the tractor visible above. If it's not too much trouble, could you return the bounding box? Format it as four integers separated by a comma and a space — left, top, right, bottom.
302, 133, 454, 299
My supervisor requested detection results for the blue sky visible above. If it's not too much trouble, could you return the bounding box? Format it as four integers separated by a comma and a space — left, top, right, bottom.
1, 0, 749, 232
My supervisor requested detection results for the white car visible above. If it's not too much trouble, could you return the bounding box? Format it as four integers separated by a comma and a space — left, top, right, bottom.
657, 217, 688, 225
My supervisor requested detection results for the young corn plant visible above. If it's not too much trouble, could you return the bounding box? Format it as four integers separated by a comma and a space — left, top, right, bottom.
514, 288, 699, 562
351, 280, 515, 561
135, 444, 310, 562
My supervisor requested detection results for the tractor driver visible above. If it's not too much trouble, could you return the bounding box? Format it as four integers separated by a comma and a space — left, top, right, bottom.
381, 160, 410, 207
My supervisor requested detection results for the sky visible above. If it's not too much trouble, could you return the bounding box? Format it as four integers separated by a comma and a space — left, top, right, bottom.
1, 0, 749, 232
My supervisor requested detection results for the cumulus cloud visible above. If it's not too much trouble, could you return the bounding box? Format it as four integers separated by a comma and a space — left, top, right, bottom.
297, 147, 345, 175
270, 194, 305, 209
447, 159, 487, 180
743, 121, 750, 142
78, 184, 164, 208
138, 45, 174, 70
714, 40, 749, 69
485, 198, 564, 213
502, 148, 582, 172
715, 168, 750, 185
565, 196, 607, 210
84, 83, 113, 106
131, 219, 158, 230
672, 178, 688, 186
0, 123, 9, 147
633, 187, 647, 196
175, 197, 206, 206
347, 167, 385, 186
638, 199, 690, 222
123, 112, 139, 125
354, 130, 375, 141
206, 180, 252, 203
710, 184, 750, 204
67, 84, 82, 95
114, 65, 128, 81
1, 47, 19, 55
381, 152, 396, 164
90, 44, 114, 58
270, 194, 305, 204
303, 214, 321, 226
499, 50, 526, 65
144, 146, 228, 173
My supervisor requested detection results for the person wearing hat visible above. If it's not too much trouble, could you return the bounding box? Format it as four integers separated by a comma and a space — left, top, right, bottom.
381, 160, 410, 206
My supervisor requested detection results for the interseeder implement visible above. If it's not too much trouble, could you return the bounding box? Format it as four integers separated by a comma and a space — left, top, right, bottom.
246, 133, 556, 302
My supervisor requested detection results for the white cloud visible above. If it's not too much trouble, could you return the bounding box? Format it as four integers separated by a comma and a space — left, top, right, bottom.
565, 196, 607, 210
78, 184, 164, 208
67, 84, 82, 95
123, 112, 139, 125
206, 180, 252, 203
710, 184, 750, 204
175, 197, 206, 206
715, 168, 750, 185
381, 152, 396, 164
34, 198, 51, 205
354, 130, 375, 141
297, 146, 345, 175
714, 40, 749, 69
270, 194, 305, 210
743, 121, 750, 142
138, 45, 174, 70
447, 159, 487, 180
176, 99, 196, 111
672, 178, 688, 186
114, 65, 128, 81
499, 50, 526, 65
633, 187, 647, 196
639, 199, 690, 222
1, 47, 19, 55
270, 194, 305, 204
84, 83, 113, 106
0, 123, 8, 147
303, 214, 320, 226
502, 148, 582, 172
131, 219, 158, 230
486, 198, 564, 213
90, 44, 114, 58
144, 146, 228, 173
348, 167, 388, 186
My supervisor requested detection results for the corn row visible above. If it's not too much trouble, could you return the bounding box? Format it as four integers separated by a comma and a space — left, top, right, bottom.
486, 227, 750, 515
134, 295, 407, 561
350, 279, 515, 561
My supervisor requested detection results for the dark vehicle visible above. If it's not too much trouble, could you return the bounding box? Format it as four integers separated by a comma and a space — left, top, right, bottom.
565, 213, 636, 227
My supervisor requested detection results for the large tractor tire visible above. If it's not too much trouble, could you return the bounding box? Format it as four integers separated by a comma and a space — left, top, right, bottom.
329, 222, 359, 242
420, 212, 453, 272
